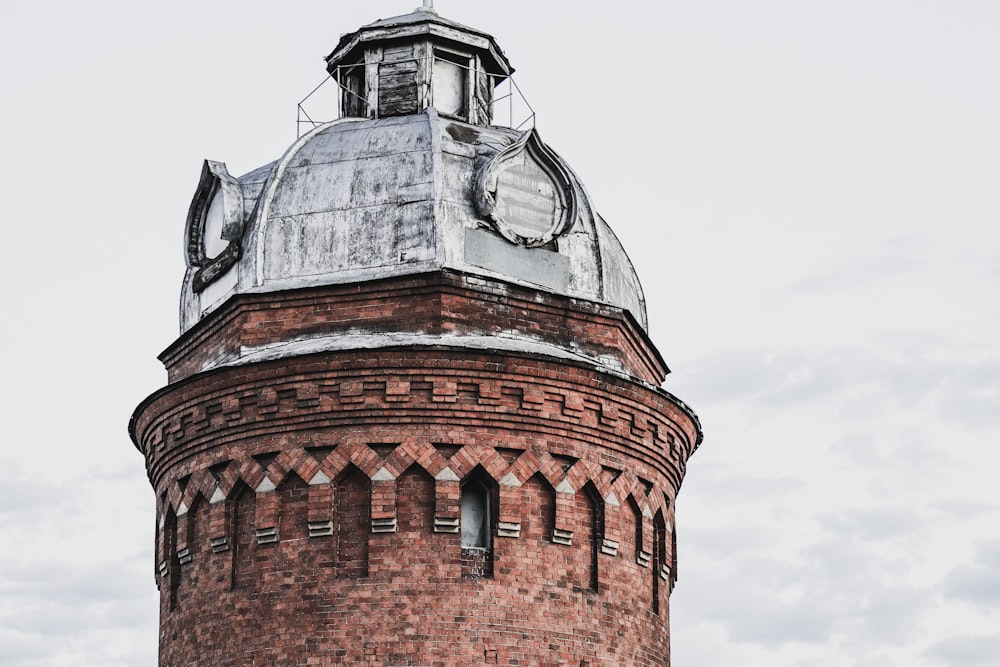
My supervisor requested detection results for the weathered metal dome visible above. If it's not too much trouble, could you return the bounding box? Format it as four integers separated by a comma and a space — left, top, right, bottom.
181, 7, 648, 357
182, 110, 647, 334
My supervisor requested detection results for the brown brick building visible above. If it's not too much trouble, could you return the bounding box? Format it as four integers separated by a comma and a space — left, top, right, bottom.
130, 6, 702, 665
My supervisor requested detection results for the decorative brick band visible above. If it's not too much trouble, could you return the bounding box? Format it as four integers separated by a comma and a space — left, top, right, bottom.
134, 352, 697, 494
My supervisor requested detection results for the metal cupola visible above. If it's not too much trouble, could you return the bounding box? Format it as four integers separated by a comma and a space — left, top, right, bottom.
324, 2, 513, 124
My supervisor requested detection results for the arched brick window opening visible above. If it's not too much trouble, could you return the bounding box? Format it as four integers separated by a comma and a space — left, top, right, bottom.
179, 495, 209, 598
670, 520, 678, 593
652, 510, 667, 615
162, 507, 180, 611
153, 534, 161, 589
583, 482, 604, 592
277, 472, 309, 541
336, 464, 371, 579
523, 472, 555, 543
388, 465, 438, 576
397, 464, 435, 536
627, 496, 644, 565
230, 481, 255, 592
461, 467, 495, 578
160, 507, 181, 611
461, 479, 490, 549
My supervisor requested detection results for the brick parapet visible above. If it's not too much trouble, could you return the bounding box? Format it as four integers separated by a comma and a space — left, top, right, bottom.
159, 270, 669, 385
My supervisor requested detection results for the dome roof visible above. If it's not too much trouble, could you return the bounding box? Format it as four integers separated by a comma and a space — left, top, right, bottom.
181, 110, 647, 334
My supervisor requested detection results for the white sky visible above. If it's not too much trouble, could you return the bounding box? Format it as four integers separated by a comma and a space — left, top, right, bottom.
1, 1, 998, 665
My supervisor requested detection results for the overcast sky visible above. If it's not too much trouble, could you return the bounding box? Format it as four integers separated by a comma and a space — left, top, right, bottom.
1, 1, 997, 665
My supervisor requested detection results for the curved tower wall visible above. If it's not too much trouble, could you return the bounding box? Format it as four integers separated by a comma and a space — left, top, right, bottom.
133, 274, 699, 666
131, 8, 701, 667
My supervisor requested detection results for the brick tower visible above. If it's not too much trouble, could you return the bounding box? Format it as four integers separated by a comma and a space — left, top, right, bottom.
130, 6, 702, 666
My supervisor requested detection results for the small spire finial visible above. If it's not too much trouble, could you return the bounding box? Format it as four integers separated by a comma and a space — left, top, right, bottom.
422, 0, 435, 11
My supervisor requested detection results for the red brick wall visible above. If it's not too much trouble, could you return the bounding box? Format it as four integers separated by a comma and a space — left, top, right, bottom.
159, 270, 669, 386
132, 274, 700, 666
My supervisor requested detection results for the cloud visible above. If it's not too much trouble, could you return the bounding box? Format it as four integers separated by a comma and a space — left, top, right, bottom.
800, 536, 930, 648
0, 624, 156, 667
929, 498, 1000, 519
789, 239, 929, 295
934, 356, 1000, 430
683, 525, 776, 557
676, 507, 935, 656
943, 541, 1000, 608
727, 595, 839, 645
0, 559, 150, 608
0, 556, 157, 667
684, 465, 808, 504
678, 555, 841, 647
850, 585, 928, 647
0, 559, 154, 629
925, 634, 1000, 667
0, 462, 76, 519
681, 339, 1000, 435
820, 506, 925, 541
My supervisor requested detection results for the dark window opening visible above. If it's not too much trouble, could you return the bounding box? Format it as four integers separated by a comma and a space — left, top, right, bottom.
461, 477, 491, 549
461, 469, 495, 578
584, 483, 603, 592
338, 63, 367, 118
432, 51, 470, 119
163, 509, 180, 610
653, 511, 667, 615
628, 496, 643, 563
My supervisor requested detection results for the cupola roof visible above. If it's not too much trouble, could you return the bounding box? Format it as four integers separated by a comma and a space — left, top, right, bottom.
326, 5, 513, 80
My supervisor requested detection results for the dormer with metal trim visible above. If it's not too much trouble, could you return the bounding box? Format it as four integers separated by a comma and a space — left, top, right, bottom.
325, 4, 514, 124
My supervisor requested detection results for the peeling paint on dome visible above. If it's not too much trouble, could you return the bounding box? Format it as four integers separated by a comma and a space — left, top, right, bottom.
179, 110, 647, 334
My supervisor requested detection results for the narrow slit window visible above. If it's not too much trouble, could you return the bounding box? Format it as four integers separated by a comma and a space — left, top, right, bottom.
461, 478, 490, 549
